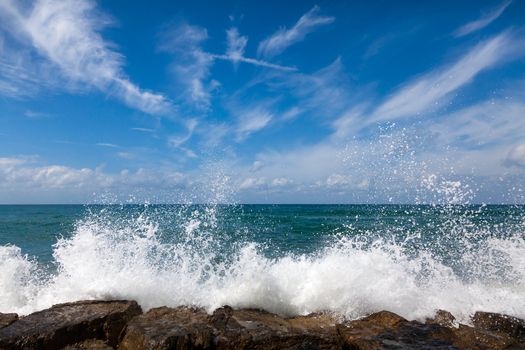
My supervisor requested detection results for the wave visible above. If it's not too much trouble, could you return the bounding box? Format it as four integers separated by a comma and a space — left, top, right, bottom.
1, 205, 524, 324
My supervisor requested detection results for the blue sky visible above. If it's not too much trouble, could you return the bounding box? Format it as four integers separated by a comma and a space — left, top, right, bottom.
0, 0, 524, 204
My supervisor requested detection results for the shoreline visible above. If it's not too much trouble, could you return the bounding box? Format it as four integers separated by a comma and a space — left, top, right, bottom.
1, 300, 524, 349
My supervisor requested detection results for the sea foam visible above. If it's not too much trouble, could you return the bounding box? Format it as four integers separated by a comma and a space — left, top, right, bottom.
1, 204, 524, 324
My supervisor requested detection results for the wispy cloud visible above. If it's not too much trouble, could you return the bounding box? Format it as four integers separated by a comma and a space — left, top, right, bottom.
131, 127, 155, 133
454, 0, 512, 37
24, 110, 51, 119
168, 118, 198, 148
160, 23, 296, 109
95, 143, 118, 148
257, 5, 334, 58
225, 27, 247, 64
214, 27, 296, 71
168, 118, 199, 158
0, 0, 171, 115
159, 23, 216, 110
505, 143, 525, 168
369, 33, 516, 123
235, 107, 273, 142
431, 99, 525, 149
212, 53, 296, 71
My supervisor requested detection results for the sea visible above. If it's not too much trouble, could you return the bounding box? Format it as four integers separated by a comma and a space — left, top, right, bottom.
1, 204, 524, 323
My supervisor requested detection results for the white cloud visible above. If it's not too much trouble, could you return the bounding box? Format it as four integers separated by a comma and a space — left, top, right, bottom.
159, 23, 215, 110
213, 27, 296, 71
168, 118, 198, 148
250, 160, 264, 172
96, 143, 118, 148
0, 156, 192, 203
266, 57, 350, 117
270, 177, 292, 187
0, 0, 171, 115
505, 144, 525, 168
212, 54, 297, 71
226, 27, 247, 63
160, 24, 295, 110
131, 127, 155, 133
281, 106, 302, 121
369, 33, 517, 124
24, 110, 51, 119
239, 177, 266, 190
257, 5, 334, 58
323, 174, 369, 190
431, 99, 525, 149
116, 152, 134, 160
0, 157, 105, 189
235, 108, 273, 141
454, 0, 512, 37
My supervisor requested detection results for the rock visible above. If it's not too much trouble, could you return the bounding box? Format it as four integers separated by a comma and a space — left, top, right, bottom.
426, 310, 456, 328
472, 311, 525, 342
210, 306, 341, 349
449, 323, 518, 350
336, 310, 458, 349
119, 306, 215, 350
0, 313, 18, 328
62, 339, 114, 349
120, 305, 341, 349
2, 299, 525, 350
0, 300, 142, 350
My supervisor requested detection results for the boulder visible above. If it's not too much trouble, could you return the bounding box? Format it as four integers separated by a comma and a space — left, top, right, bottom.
119, 306, 215, 350
337, 310, 458, 349
0, 300, 142, 350
120, 305, 341, 349
426, 310, 456, 328
62, 339, 114, 349
210, 306, 341, 349
472, 311, 525, 342
0, 313, 18, 328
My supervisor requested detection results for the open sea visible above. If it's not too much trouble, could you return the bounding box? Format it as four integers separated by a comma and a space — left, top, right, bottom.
1, 204, 524, 323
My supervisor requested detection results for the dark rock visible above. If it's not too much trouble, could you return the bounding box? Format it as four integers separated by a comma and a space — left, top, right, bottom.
0, 300, 142, 350
62, 339, 114, 349
120, 305, 341, 349
472, 311, 525, 342
3, 299, 525, 350
119, 306, 215, 350
337, 310, 458, 349
426, 310, 456, 328
210, 306, 341, 349
0, 313, 18, 329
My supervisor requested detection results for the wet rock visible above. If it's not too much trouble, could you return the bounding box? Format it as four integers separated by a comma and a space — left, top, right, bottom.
120, 305, 341, 349
472, 311, 525, 342
210, 306, 341, 349
2, 299, 525, 350
426, 310, 456, 328
0, 313, 18, 328
336, 310, 457, 349
0, 300, 142, 350
62, 339, 114, 349
119, 306, 215, 350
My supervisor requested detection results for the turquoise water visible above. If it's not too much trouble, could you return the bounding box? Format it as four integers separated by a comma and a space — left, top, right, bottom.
1, 204, 524, 322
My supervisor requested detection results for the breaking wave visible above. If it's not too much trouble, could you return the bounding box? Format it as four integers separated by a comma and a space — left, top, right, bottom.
1, 203, 524, 324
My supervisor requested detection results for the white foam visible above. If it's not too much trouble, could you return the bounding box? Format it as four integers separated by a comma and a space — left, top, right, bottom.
1, 208, 524, 323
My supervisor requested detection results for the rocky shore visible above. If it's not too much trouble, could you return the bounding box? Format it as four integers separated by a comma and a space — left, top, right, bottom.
0, 300, 524, 349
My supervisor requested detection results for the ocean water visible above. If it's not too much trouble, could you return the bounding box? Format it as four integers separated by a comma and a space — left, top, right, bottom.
0, 203, 524, 323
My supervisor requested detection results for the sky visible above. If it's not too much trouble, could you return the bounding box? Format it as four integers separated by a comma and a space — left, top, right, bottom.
0, 0, 524, 204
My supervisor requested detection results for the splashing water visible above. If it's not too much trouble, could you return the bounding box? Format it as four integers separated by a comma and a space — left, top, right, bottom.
0, 201, 524, 323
